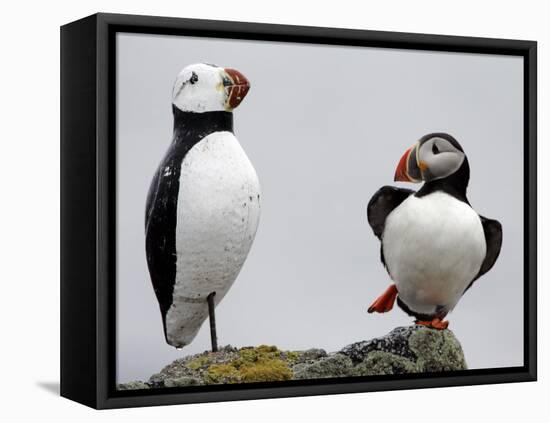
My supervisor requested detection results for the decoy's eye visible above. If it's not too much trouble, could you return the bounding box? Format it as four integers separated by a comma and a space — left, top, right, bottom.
222, 75, 233, 87
189, 72, 198, 84
432, 143, 440, 155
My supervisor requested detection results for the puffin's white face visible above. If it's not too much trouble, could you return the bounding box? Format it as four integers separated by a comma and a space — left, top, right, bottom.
172, 63, 250, 113
394, 134, 466, 183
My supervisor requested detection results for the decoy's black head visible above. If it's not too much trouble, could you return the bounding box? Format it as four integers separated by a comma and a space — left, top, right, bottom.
394, 133, 469, 186
172, 63, 250, 113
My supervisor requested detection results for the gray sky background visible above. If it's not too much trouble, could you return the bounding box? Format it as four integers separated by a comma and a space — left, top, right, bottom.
116, 33, 523, 383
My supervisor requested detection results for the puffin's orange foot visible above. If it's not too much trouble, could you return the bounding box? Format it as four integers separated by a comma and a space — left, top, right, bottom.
415, 317, 449, 330
368, 284, 398, 314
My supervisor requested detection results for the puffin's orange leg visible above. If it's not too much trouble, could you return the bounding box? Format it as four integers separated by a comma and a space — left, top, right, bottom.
368, 284, 398, 313
415, 317, 449, 330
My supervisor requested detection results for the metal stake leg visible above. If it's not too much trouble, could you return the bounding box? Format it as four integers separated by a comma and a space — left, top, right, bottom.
207, 292, 218, 352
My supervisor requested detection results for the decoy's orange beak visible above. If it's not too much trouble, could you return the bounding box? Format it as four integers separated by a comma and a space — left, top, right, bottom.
223, 68, 250, 109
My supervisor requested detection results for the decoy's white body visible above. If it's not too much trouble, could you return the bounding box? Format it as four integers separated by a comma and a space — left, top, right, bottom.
145, 63, 260, 348
167, 132, 260, 346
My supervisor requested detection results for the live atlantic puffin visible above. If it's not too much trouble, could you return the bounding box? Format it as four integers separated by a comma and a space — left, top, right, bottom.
366, 133, 502, 329
145, 63, 260, 348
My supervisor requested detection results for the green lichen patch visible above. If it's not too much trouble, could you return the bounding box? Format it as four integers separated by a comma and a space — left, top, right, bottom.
355, 351, 419, 376
186, 354, 213, 370
293, 354, 356, 379
282, 350, 303, 364
409, 326, 467, 372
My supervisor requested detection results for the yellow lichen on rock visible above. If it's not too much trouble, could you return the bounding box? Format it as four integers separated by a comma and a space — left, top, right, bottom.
185, 354, 212, 370
205, 363, 241, 384
203, 345, 293, 384
239, 359, 293, 382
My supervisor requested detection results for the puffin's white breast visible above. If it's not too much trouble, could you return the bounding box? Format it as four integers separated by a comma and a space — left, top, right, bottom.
382, 191, 486, 316
166, 131, 260, 346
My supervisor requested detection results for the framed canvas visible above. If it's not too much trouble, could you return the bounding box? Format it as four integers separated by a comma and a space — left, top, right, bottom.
60, 13, 537, 409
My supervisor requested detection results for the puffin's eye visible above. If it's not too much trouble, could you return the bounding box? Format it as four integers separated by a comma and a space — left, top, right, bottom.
432, 143, 440, 155
189, 72, 198, 84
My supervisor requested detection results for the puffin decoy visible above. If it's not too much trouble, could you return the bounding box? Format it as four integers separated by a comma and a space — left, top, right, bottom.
145, 63, 260, 349
366, 133, 502, 329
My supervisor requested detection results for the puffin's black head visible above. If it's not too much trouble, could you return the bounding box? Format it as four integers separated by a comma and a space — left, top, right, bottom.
394, 133, 469, 186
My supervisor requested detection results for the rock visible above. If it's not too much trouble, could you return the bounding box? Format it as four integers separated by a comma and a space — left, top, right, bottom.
300, 348, 328, 361
341, 325, 467, 373
117, 381, 150, 390
117, 326, 467, 390
407, 326, 467, 372
341, 326, 417, 362
163, 376, 203, 387
293, 354, 356, 379
355, 351, 419, 375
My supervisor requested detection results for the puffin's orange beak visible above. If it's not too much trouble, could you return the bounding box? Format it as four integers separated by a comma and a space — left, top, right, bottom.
223, 68, 250, 109
394, 146, 414, 182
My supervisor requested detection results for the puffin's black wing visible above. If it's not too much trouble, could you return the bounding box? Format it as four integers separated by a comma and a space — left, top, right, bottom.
367, 186, 415, 271
465, 216, 503, 291
367, 185, 415, 239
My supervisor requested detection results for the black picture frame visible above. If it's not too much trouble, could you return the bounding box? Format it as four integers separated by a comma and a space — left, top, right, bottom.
60, 12, 537, 409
